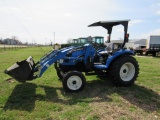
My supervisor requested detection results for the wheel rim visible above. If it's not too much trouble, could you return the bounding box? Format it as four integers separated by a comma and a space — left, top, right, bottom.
67, 75, 82, 90
120, 62, 135, 81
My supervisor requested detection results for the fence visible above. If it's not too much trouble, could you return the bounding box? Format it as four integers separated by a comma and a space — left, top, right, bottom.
0, 45, 52, 52
0, 45, 30, 52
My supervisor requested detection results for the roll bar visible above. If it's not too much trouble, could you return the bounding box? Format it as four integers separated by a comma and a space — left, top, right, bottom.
88, 20, 130, 48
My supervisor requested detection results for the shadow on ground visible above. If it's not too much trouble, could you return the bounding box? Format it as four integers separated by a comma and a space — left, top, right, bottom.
3, 83, 37, 112
3, 79, 160, 112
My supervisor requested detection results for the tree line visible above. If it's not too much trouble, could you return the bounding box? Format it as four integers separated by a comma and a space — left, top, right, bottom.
0, 38, 24, 45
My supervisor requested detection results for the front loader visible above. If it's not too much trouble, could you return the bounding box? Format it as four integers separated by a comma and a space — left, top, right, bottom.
5, 20, 139, 92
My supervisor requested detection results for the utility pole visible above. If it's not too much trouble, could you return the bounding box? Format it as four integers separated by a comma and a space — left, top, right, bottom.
53, 32, 55, 44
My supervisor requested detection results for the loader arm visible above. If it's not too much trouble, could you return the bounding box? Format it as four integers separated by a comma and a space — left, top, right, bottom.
36, 47, 74, 77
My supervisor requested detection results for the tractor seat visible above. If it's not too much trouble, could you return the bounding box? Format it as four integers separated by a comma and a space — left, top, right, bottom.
99, 44, 112, 56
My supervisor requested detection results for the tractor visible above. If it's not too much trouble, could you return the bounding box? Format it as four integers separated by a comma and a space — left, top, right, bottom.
61, 36, 105, 49
5, 20, 139, 92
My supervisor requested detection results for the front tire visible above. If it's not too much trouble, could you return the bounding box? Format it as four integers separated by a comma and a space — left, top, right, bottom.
62, 71, 86, 92
109, 55, 139, 86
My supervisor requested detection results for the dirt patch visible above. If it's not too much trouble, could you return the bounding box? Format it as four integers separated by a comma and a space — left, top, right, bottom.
6, 78, 15, 83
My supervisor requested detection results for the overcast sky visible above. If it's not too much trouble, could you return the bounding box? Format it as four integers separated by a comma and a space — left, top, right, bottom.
0, 0, 160, 44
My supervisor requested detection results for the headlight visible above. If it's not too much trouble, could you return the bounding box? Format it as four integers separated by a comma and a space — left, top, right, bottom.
59, 59, 64, 63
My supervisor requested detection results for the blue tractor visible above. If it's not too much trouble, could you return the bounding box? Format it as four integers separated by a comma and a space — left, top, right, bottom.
5, 20, 139, 92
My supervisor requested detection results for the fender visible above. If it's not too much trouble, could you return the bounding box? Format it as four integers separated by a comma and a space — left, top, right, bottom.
106, 49, 134, 68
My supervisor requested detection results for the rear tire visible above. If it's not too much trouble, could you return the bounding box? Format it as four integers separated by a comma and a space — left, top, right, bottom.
109, 55, 139, 86
62, 71, 86, 92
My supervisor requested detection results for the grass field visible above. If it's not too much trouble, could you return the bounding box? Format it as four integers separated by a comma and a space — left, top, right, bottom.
0, 47, 160, 120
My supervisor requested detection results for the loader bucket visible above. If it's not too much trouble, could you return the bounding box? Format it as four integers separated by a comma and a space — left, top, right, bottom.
4, 56, 35, 82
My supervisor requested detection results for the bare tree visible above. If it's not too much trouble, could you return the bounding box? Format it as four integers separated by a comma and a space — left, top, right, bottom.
67, 38, 72, 43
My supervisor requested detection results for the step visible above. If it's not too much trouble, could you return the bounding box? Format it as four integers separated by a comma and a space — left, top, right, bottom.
94, 64, 107, 70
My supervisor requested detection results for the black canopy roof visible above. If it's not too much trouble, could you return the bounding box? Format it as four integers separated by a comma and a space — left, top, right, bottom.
88, 20, 130, 34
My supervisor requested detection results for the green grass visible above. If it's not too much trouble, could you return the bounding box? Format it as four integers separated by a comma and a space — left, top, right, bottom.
0, 47, 160, 120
